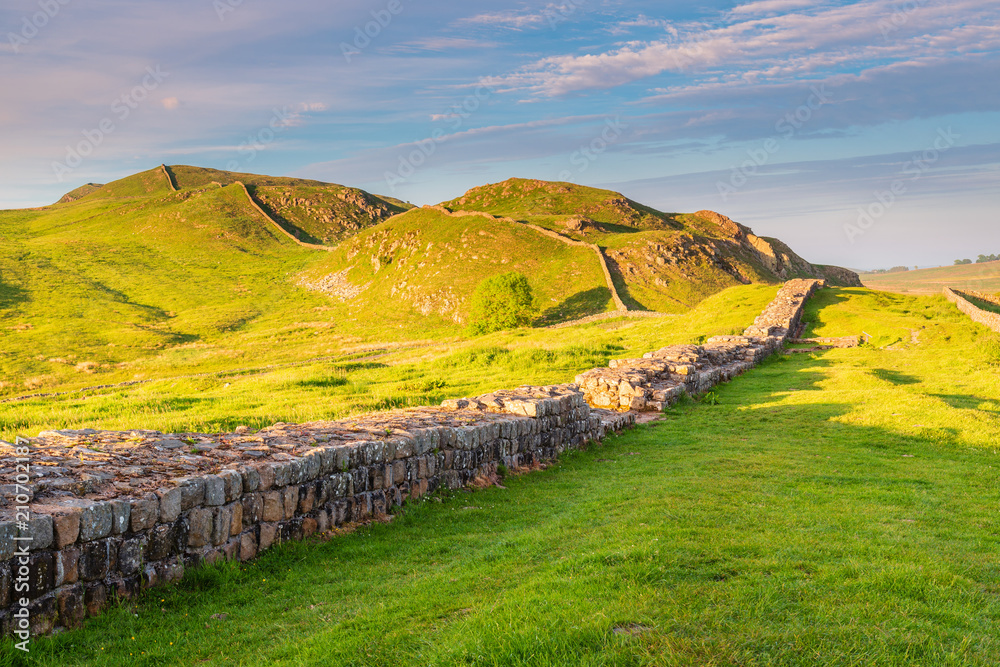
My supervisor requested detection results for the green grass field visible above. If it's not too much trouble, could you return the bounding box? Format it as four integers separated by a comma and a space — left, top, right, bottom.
860, 262, 1000, 295
0, 285, 778, 441
1, 167, 808, 408
5, 287, 1000, 666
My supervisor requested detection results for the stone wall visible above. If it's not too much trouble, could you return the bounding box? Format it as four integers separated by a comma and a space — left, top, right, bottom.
945, 287, 1000, 333
0, 280, 824, 638
575, 279, 824, 411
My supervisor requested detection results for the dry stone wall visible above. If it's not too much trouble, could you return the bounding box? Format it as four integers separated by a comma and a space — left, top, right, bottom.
0, 280, 824, 638
944, 287, 1000, 333
575, 279, 824, 411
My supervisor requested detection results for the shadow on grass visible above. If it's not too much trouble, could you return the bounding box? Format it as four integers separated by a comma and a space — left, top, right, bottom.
800, 288, 851, 336
11, 351, 1000, 665
601, 251, 648, 311
871, 369, 921, 385
0, 278, 28, 311
535, 287, 612, 326
932, 393, 1000, 413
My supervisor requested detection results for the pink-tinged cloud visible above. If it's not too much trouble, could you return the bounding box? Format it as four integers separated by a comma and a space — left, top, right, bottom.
494, 0, 1000, 96
730, 0, 819, 15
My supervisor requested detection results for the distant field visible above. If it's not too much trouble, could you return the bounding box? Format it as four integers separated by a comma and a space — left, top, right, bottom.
861, 261, 1000, 295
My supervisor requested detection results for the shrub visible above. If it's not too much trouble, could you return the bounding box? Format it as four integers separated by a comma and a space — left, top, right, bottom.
467, 272, 536, 335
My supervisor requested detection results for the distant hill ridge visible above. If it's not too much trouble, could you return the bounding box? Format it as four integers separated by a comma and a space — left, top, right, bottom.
33, 167, 858, 335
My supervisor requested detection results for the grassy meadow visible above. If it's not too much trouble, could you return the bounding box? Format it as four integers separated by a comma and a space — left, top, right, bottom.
4, 287, 1000, 665
860, 262, 1000, 295
0, 284, 778, 441
4, 166, 1000, 665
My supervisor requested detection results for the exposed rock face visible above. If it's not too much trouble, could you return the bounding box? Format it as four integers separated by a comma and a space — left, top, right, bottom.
558, 217, 604, 234
254, 186, 402, 245
694, 210, 744, 238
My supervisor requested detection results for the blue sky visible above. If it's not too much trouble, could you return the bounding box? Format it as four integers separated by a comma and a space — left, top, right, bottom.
2, 0, 998, 268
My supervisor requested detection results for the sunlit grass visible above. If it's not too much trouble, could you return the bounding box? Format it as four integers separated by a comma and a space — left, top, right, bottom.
8, 288, 1000, 665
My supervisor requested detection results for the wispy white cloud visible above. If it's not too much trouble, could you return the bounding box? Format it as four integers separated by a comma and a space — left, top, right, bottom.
730, 0, 820, 16
456, 10, 549, 29
393, 37, 498, 52
493, 0, 1000, 96
454, 4, 582, 31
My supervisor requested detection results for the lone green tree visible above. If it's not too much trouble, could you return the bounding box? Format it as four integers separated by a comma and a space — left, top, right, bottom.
468, 272, 536, 335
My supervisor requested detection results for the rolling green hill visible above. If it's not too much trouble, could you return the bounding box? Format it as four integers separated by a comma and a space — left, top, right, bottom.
0, 167, 857, 404
441, 178, 860, 311
0, 166, 417, 399
298, 206, 614, 327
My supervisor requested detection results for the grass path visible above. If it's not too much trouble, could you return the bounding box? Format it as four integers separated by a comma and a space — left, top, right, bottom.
8, 288, 1000, 666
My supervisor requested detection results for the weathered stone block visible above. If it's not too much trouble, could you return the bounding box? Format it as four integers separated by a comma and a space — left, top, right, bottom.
118, 536, 146, 576
110, 499, 131, 535
238, 466, 260, 493
319, 447, 336, 475
20, 514, 54, 551
211, 506, 232, 546
56, 546, 80, 587
0, 521, 17, 560
256, 463, 275, 491
203, 475, 225, 506
239, 531, 257, 561
303, 453, 321, 481
222, 537, 240, 561
316, 509, 330, 534
108, 575, 141, 599
298, 485, 315, 514
57, 584, 86, 629
84, 582, 106, 617
282, 486, 298, 520
262, 491, 283, 522
229, 503, 242, 538
0, 563, 9, 612
259, 523, 278, 551
241, 492, 263, 527
175, 476, 206, 510
273, 462, 291, 487
219, 470, 242, 502
187, 507, 213, 548
79, 539, 111, 582
29, 593, 57, 635
129, 494, 159, 533
146, 523, 175, 562
28, 552, 55, 599
156, 487, 182, 523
